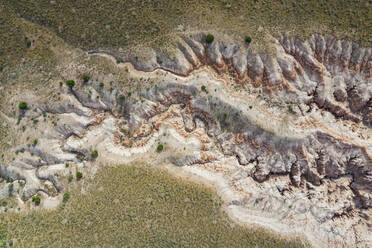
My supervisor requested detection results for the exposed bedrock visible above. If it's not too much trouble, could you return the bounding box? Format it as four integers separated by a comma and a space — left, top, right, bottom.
89, 33, 371, 127
1, 32, 371, 247
1, 78, 370, 247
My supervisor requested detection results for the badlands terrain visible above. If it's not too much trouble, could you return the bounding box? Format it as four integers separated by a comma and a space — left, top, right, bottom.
0, 1, 371, 247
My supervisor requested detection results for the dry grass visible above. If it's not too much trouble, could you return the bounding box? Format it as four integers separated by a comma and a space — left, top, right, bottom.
2, 1, 371, 55
0, 163, 306, 247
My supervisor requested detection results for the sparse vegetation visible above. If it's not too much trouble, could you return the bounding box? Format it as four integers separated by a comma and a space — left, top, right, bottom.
33, 139, 38, 146
18, 102, 28, 110
0, 164, 305, 247
1, 0, 370, 64
206, 34, 214, 44
245, 36, 252, 43
66, 80, 75, 88
99, 82, 104, 88
119, 94, 125, 100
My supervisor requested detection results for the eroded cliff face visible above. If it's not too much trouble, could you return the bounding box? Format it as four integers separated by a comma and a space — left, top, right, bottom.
0, 33, 371, 247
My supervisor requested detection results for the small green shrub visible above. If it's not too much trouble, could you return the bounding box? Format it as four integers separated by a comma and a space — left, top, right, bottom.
99, 82, 104, 88
33, 139, 38, 146
76, 171, 83, 180
65, 162, 69, 167
88, 93, 91, 98
32, 196, 41, 205
91, 150, 98, 159
119, 94, 125, 100
68, 175, 73, 182
66, 80, 75, 88
206, 34, 214, 44
63, 192, 70, 202
157, 144, 164, 152
18, 102, 28, 110
245, 36, 252, 43
8, 240, 13, 247
201, 85, 207, 92
82, 75, 90, 83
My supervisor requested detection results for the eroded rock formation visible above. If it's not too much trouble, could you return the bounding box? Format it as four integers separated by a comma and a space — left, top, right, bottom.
1, 33, 371, 247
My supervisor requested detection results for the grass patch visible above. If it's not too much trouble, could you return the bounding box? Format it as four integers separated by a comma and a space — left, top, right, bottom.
2, 0, 371, 56
0, 164, 306, 247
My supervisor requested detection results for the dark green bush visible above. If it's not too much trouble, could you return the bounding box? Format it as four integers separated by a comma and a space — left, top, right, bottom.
119, 94, 125, 100
201, 85, 207, 92
157, 144, 164, 152
76, 171, 83, 180
63, 192, 70, 202
18, 102, 28, 110
32, 196, 41, 205
245, 36, 252, 43
33, 139, 38, 146
91, 150, 98, 159
82, 75, 90, 83
206, 34, 214, 44
99, 82, 104, 87
66, 80, 75, 88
